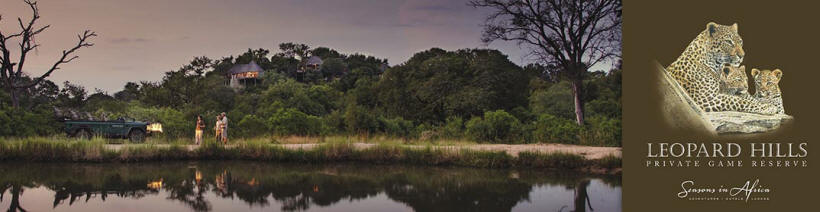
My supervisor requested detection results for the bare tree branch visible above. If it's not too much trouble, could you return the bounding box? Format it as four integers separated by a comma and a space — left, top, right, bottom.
0, 0, 96, 108
16, 30, 96, 89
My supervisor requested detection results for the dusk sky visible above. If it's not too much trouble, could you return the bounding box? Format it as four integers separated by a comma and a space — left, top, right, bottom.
1, 0, 613, 93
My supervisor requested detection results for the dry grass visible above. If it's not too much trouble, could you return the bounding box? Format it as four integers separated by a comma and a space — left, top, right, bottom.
0, 136, 620, 173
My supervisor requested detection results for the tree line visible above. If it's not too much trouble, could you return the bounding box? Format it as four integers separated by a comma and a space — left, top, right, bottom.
1, 0, 622, 146
0, 44, 621, 146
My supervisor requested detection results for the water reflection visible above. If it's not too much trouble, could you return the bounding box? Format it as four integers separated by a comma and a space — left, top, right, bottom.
0, 162, 620, 212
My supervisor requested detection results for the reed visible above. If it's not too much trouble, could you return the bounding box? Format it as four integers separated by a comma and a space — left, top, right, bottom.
0, 137, 620, 173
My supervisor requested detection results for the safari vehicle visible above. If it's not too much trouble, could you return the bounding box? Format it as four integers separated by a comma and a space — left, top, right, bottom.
54, 107, 163, 142
63, 118, 161, 142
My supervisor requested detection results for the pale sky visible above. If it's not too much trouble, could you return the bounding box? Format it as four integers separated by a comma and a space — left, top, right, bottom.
1, 0, 615, 93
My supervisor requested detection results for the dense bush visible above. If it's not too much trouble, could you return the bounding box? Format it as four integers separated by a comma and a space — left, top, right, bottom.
529, 81, 576, 120
0, 46, 621, 147
121, 105, 191, 139
268, 108, 324, 136
532, 114, 582, 144
378, 48, 532, 124
379, 116, 414, 137
343, 103, 379, 133
440, 116, 464, 139
581, 115, 622, 147
236, 115, 268, 138
465, 110, 524, 143
0, 106, 60, 137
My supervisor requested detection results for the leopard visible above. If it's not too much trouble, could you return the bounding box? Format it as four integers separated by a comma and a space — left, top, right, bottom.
751, 68, 784, 114
719, 64, 749, 96
665, 22, 778, 114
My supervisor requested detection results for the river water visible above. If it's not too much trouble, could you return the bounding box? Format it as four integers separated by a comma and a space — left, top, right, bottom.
0, 161, 620, 212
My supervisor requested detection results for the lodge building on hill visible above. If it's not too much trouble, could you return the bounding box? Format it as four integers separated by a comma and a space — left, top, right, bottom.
228, 61, 264, 89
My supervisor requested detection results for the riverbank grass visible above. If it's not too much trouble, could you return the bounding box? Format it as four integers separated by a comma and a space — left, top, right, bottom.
0, 137, 620, 173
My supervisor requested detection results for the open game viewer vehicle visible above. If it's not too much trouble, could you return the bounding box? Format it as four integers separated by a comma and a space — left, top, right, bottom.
62, 118, 162, 143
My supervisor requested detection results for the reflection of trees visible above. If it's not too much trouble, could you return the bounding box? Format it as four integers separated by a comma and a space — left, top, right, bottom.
48, 173, 158, 208
0, 162, 618, 212
561, 179, 592, 212
1, 183, 27, 212
165, 169, 211, 212
383, 176, 532, 212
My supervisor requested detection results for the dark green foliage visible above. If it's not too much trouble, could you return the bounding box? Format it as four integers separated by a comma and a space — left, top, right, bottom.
582, 115, 622, 147
530, 81, 576, 120
378, 48, 531, 124
236, 115, 268, 138
0, 106, 60, 137
56, 81, 87, 108
441, 116, 464, 139
320, 57, 346, 78
122, 105, 190, 139
268, 108, 324, 136
465, 110, 525, 143
0, 45, 621, 147
343, 102, 379, 133
379, 116, 414, 137
532, 114, 582, 144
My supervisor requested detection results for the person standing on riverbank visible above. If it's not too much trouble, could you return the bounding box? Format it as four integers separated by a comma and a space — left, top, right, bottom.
215, 114, 223, 144
195, 115, 204, 145
220, 112, 228, 144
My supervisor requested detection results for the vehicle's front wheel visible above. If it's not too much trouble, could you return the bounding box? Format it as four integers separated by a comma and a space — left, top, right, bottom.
75, 129, 92, 140
128, 130, 146, 143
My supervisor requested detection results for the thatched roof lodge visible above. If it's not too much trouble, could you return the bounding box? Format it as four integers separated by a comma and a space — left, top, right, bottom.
228, 61, 264, 89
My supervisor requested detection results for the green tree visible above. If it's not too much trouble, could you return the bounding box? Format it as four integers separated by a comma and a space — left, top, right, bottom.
56, 81, 87, 109
114, 82, 141, 101
378, 48, 531, 124
278, 42, 310, 59
471, 0, 622, 125
320, 58, 347, 79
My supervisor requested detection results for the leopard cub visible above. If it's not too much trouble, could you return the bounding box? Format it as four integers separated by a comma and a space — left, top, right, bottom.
720, 65, 749, 96
751, 68, 784, 114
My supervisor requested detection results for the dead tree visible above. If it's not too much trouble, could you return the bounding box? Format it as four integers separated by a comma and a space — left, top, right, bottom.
0, 0, 96, 108
471, 0, 621, 125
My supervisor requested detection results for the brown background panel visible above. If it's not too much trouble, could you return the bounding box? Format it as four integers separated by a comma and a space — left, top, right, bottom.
624, 0, 818, 211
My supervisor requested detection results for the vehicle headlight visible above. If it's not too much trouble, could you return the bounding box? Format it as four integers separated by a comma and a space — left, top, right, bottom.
147, 123, 163, 133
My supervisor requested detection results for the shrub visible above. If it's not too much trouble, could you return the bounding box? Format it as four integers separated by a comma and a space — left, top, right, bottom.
343, 103, 379, 133
0, 106, 60, 137
322, 110, 346, 134
532, 114, 582, 144
415, 123, 437, 141
236, 115, 269, 138
262, 79, 326, 116
529, 81, 575, 120
441, 116, 464, 138
122, 105, 190, 139
585, 98, 621, 118
379, 116, 414, 137
268, 108, 325, 136
465, 110, 523, 143
581, 115, 622, 147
